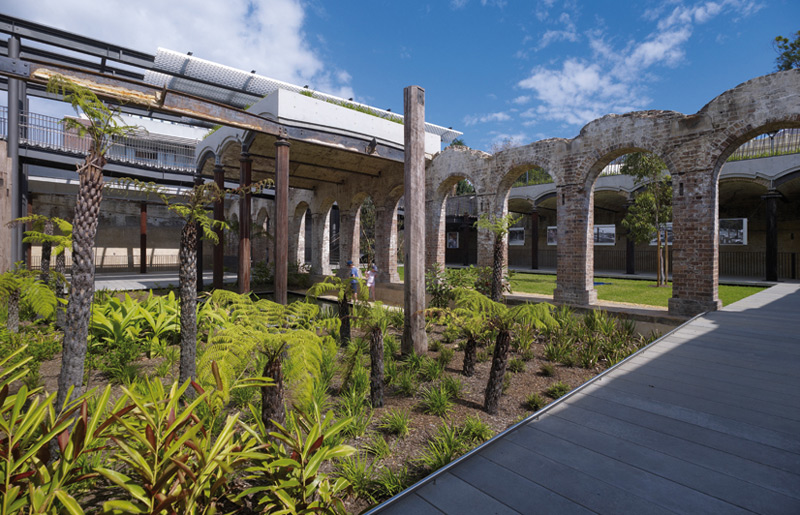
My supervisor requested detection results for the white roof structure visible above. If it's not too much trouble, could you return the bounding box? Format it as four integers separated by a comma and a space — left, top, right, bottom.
144, 48, 462, 144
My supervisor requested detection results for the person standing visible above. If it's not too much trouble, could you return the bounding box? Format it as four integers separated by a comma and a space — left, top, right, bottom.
366, 263, 378, 301
348, 260, 360, 301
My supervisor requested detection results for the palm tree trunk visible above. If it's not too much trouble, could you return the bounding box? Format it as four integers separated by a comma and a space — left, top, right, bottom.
40, 219, 53, 285
178, 221, 198, 389
370, 326, 384, 408
261, 353, 285, 433
462, 337, 477, 377
491, 238, 504, 302
7, 290, 20, 334
484, 329, 511, 414
55, 252, 67, 329
57, 154, 105, 412
339, 294, 351, 345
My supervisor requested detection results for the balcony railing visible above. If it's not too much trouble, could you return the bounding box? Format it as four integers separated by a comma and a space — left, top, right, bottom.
727, 128, 800, 161
0, 106, 198, 173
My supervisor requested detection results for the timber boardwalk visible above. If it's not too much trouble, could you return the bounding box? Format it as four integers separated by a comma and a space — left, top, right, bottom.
370, 283, 800, 514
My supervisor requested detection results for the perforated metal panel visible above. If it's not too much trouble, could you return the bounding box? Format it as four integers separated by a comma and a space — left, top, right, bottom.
144, 48, 462, 142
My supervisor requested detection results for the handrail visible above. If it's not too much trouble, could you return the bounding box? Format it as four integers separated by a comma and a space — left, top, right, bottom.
0, 106, 198, 173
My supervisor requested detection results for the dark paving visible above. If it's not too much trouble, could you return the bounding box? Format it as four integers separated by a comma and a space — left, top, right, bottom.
368, 283, 800, 515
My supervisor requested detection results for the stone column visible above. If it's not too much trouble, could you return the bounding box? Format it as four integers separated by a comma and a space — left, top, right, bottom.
375, 203, 401, 283
425, 196, 446, 268
763, 189, 781, 282
8, 35, 23, 264
213, 162, 225, 289
475, 194, 496, 268
289, 207, 306, 267
668, 171, 722, 316
140, 201, 147, 274
530, 208, 539, 270
310, 211, 332, 276
275, 137, 290, 304
624, 200, 635, 275
402, 85, 427, 355
238, 152, 252, 293
337, 210, 361, 277
553, 183, 597, 305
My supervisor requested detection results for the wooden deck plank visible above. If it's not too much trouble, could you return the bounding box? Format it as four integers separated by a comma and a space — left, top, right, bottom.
451, 455, 595, 515
551, 402, 800, 498
482, 439, 677, 515
414, 472, 519, 515
565, 391, 800, 473
519, 419, 800, 514
376, 493, 444, 515
507, 423, 753, 514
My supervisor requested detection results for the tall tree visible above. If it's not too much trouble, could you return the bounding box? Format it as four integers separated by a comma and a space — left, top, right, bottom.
475, 213, 520, 302
620, 152, 672, 286
48, 75, 135, 412
774, 30, 800, 71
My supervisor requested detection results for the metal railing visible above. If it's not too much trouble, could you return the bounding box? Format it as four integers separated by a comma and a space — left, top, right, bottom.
727, 128, 800, 161
1, 107, 198, 173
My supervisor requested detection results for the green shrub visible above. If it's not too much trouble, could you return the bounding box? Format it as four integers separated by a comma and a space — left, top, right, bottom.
437, 347, 455, 367
394, 369, 419, 397
378, 408, 411, 437
546, 381, 571, 399
420, 383, 453, 417
335, 453, 377, 502
520, 349, 535, 362
508, 357, 525, 373
419, 356, 445, 382
416, 422, 464, 471
502, 371, 513, 394
440, 375, 463, 400
460, 415, 493, 444
539, 363, 555, 377
363, 433, 392, 459
373, 465, 413, 498
428, 338, 442, 352
525, 392, 547, 411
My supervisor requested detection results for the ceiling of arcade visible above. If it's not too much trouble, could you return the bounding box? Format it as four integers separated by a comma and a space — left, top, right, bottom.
198, 133, 405, 191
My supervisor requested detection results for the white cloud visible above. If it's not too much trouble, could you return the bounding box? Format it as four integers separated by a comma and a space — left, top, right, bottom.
488, 132, 528, 151
450, 0, 469, 9
463, 111, 513, 126
517, 0, 760, 128
6, 0, 351, 95
512, 95, 531, 105
536, 12, 579, 50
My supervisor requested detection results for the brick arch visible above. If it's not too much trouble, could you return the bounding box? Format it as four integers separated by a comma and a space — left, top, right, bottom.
289, 201, 310, 266
196, 149, 216, 174
710, 118, 800, 181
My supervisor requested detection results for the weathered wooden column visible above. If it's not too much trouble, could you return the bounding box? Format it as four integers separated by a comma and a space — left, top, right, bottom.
763, 189, 781, 282
212, 163, 225, 289
140, 201, 147, 274
402, 85, 427, 355
530, 208, 539, 270
238, 151, 252, 293
274, 137, 290, 305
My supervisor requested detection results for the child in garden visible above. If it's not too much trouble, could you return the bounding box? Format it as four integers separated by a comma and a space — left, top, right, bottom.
348, 260, 359, 301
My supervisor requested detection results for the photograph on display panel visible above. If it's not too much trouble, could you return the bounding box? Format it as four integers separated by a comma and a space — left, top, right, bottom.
720, 218, 748, 245
509, 227, 525, 246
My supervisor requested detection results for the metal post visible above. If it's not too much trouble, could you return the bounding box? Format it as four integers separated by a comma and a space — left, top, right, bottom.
8, 35, 23, 265
763, 190, 781, 282
530, 208, 539, 270
402, 85, 427, 355
238, 151, 252, 293
213, 162, 225, 289
274, 137, 290, 305
140, 202, 147, 273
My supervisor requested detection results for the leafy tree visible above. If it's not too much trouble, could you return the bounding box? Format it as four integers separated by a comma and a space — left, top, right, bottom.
0, 262, 58, 333
359, 197, 376, 266
774, 30, 800, 71
307, 275, 367, 345
9, 215, 72, 326
453, 288, 556, 414
620, 153, 672, 286
355, 302, 393, 407
113, 178, 230, 389
47, 75, 136, 413
511, 167, 553, 187
449, 138, 466, 147
455, 179, 476, 195
475, 213, 520, 302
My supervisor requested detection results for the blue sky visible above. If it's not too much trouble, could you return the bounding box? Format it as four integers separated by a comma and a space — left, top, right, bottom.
5, 0, 799, 151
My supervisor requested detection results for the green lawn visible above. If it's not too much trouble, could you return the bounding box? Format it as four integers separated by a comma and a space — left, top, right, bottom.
395, 266, 762, 307
510, 273, 764, 308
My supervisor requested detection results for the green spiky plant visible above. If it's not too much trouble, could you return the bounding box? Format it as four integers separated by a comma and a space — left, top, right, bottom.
0, 262, 58, 333
475, 213, 520, 302
453, 288, 557, 414
46, 74, 137, 414
307, 275, 367, 345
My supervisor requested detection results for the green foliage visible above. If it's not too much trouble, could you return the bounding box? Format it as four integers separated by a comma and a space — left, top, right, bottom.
239, 403, 355, 514
511, 167, 553, 187
546, 381, 571, 399
425, 263, 455, 309
419, 383, 454, 417
437, 347, 455, 367
416, 422, 463, 471
539, 363, 556, 377
774, 30, 800, 71
475, 212, 520, 238
0, 262, 59, 332
377, 409, 411, 437
363, 433, 392, 460
393, 369, 418, 397
525, 392, 547, 411
440, 376, 463, 399
419, 356, 445, 382
335, 453, 377, 502
508, 357, 526, 373
373, 465, 413, 499
460, 415, 494, 444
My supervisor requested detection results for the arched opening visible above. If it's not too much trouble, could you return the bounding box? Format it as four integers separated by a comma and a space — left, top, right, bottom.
716, 127, 800, 281
428, 175, 479, 268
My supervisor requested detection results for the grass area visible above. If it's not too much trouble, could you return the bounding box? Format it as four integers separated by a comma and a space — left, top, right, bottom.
510, 273, 765, 307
